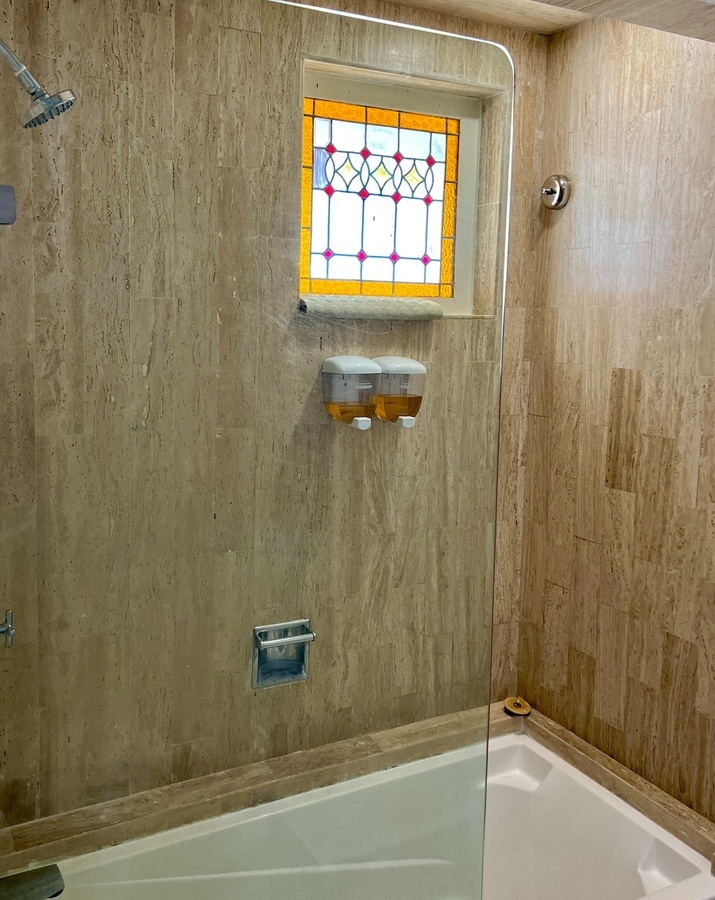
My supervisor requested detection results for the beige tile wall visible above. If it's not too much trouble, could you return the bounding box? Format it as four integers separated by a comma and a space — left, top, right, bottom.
0, 0, 545, 824
518, 17, 715, 822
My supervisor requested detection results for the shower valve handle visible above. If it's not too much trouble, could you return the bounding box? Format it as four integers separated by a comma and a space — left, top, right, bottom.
0, 610, 15, 648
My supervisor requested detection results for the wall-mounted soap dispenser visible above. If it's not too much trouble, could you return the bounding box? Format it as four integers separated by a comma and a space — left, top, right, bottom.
321, 356, 382, 430
372, 357, 427, 428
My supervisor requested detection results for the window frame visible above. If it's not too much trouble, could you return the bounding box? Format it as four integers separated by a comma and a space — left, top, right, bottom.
301, 63, 482, 317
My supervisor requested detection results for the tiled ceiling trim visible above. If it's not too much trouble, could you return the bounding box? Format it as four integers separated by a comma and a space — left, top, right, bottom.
389, 0, 715, 41
536, 0, 715, 41
389, 0, 590, 32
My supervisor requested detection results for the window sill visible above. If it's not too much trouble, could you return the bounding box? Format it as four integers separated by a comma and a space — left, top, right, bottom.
298, 295, 444, 320
298, 296, 496, 320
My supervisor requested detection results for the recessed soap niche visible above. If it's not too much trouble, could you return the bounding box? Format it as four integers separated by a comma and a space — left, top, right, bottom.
252, 620, 316, 689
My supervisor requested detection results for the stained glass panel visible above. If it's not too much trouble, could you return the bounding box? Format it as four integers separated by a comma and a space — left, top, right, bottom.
300, 98, 460, 297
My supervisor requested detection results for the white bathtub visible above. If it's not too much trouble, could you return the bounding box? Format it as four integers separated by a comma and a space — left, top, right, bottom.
59, 733, 715, 899
485, 735, 715, 900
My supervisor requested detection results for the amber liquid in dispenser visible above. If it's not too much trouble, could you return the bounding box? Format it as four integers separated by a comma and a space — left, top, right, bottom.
374, 394, 423, 422
325, 401, 376, 424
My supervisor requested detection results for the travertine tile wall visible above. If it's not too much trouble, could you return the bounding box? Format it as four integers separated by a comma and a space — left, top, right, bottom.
518, 18, 715, 822
0, 0, 544, 824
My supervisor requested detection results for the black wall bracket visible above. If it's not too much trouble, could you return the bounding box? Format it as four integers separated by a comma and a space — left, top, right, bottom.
0, 185, 17, 224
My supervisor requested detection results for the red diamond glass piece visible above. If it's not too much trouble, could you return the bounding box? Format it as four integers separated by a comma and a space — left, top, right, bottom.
424, 195, 433, 205
389, 252, 400, 263
326, 143, 336, 154
360, 147, 371, 159
358, 188, 369, 199
426, 155, 436, 167
394, 152, 403, 163
392, 191, 402, 203
357, 250, 367, 262
324, 184, 335, 196
421, 255, 431, 265
323, 249, 334, 259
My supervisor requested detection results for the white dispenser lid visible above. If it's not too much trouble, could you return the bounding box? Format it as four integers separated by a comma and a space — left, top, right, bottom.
322, 355, 382, 374
372, 356, 427, 375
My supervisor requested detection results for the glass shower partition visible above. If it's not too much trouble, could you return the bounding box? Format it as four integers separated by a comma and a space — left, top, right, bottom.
249, 5, 515, 897
0, 0, 513, 895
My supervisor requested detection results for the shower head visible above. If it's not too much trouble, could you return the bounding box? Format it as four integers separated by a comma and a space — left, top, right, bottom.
21, 89, 76, 128
1, 36, 76, 128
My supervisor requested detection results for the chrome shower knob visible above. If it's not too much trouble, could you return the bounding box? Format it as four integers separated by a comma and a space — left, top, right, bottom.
0, 609, 15, 647
541, 174, 571, 209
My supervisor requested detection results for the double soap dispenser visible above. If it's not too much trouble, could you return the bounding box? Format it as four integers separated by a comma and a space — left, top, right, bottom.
321, 355, 427, 430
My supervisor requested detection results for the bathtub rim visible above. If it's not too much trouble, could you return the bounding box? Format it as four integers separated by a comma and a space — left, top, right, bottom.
0, 703, 511, 879
58, 730, 715, 900
60, 739, 489, 878
2, 704, 714, 880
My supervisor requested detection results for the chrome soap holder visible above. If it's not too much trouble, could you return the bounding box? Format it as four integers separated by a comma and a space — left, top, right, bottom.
252, 619, 316, 689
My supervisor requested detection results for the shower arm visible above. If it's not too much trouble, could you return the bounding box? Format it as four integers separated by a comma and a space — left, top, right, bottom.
0, 37, 45, 98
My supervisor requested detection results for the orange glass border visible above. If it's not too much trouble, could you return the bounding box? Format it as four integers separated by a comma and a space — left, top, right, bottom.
300, 98, 460, 299
299, 110, 314, 282
308, 280, 441, 298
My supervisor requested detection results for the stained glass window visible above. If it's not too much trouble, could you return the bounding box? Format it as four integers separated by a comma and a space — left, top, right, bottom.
300, 98, 460, 299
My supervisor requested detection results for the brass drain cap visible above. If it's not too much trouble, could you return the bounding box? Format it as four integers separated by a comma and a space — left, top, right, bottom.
504, 696, 532, 716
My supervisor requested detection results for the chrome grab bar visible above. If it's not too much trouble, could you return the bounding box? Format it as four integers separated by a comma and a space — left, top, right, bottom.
254, 619, 316, 650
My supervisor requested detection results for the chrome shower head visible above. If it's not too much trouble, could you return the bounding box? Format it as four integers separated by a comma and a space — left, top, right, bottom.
1, 36, 76, 128
21, 89, 76, 128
